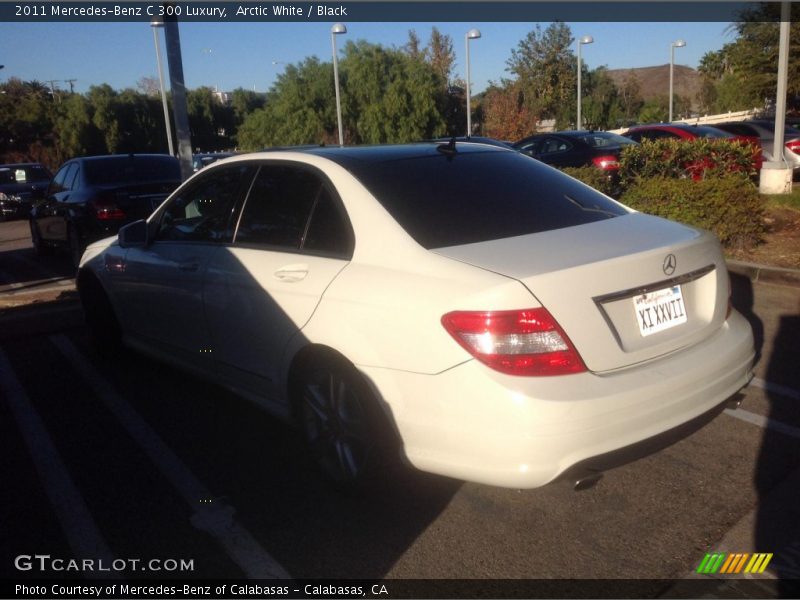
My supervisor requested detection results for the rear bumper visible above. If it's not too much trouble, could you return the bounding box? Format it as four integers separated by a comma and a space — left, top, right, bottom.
359, 310, 754, 488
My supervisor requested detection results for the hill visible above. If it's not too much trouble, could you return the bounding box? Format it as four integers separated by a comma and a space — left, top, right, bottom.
606, 64, 702, 109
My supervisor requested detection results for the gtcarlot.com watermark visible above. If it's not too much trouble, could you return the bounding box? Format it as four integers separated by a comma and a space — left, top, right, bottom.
14, 554, 195, 573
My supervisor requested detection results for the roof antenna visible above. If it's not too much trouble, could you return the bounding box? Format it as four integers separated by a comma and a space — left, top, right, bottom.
437, 136, 457, 156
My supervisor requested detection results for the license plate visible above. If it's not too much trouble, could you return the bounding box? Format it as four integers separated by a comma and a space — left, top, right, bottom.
633, 285, 687, 337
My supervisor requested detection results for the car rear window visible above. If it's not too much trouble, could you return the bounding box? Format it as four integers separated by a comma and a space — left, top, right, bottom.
574, 132, 636, 147
347, 150, 627, 249
84, 156, 180, 185
689, 126, 732, 139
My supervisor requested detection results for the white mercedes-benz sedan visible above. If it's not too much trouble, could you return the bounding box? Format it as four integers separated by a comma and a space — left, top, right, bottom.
76, 143, 754, 489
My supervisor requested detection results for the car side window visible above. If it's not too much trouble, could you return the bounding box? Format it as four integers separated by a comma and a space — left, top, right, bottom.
56, 164, 78, 199
65, 166, 80, 191
302, 187, 354, 258
517, 139, 542, 156
234, 165, 321, 250
157, 164, 253, 243
540, 137, 571, 154
49, 164, 72, 195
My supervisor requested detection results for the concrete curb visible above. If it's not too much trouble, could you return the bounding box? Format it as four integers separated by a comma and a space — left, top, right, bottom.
726, 259, 800, 287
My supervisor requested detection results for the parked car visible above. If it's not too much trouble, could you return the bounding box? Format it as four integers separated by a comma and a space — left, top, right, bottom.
77, 142, 754, 489
192, 152, 235, 172
0, 163, 52, 221
622, 123, 764, 172
30, 154, 181, 266
513, 130, 638, 171
713, 120, 800, 174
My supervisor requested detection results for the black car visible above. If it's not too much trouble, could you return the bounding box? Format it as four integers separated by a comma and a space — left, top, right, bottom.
192, 152, 235, 172
513, 131, 637, 171
30, 154, 182, 266
0, 163, 52, 221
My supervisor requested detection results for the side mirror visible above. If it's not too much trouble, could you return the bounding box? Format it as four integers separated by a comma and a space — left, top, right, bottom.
118, 219, 149, 248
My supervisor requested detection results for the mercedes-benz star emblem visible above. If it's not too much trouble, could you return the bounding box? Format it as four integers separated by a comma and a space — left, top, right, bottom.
663, 254, 677, 276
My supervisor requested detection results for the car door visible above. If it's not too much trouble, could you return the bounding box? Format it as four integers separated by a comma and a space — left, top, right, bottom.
38, 162, 77, 242
203, 162, 354, 401
535, 136, 577, 167
113, 163, 257, 366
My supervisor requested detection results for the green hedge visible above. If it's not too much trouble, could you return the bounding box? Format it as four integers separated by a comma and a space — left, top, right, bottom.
619, 138, 759, 186
620, 176, 765, 250
560, 166, 617, 197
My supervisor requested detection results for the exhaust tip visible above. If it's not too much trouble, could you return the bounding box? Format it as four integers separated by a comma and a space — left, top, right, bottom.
574, 472, 603, 491
726, 393, 745, 410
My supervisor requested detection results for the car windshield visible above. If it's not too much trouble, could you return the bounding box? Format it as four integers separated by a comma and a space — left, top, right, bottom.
574, 133, 636, 147
344, 150, 627, 249
84, 156, 180, 185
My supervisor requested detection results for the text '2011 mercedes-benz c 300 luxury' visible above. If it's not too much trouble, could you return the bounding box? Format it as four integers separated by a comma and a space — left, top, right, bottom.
76, 142, 754, 489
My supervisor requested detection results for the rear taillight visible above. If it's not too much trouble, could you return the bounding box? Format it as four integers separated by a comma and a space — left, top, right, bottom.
786, 140, 800, 154
91, 198, 126, 221
592, 155, 620, 170
441, 308, 586, 376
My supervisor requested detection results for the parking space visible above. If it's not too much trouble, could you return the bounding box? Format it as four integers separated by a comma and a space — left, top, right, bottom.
1, 219, 799, 591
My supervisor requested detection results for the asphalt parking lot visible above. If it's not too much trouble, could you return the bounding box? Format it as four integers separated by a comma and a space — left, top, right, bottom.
1, 218, 799, 598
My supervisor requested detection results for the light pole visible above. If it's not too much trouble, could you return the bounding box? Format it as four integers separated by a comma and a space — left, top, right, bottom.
151, 19, 174, 157
669, 39, 686, 122
331, 23, 347, 146
576, 35, 593, 130
465, 28, 481, 137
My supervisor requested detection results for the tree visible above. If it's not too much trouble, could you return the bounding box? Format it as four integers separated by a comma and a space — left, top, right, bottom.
480, 81, 535, 141
696, 5, 800, 113
137, 76, 161, 97
506, 22, 577, 124
581, 67, 622, 130
618, 71, 644, 122
427, 27, 456, 86
87, 84, 120, 153
404, 29, 423, 60
341, 40, 446, 144
238, 57, 337, 149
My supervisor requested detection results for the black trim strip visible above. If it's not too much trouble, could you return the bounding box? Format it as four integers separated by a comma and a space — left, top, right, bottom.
592, 263, 716, 306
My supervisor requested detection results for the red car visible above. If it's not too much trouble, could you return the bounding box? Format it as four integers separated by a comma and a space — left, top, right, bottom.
622, 124, 764, 174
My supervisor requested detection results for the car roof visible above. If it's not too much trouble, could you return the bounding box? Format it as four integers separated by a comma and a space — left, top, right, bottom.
72, 154, 177, 163
300, 142, 509, 165
0, 162, 48, 168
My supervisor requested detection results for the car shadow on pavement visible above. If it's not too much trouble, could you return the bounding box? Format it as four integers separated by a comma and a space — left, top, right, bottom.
755, 298, 800, 597
83, 329, 462, 580
730, 273, 764, 365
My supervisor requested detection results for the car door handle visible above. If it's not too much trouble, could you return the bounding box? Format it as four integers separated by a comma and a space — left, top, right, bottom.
274, 265, 309, 282
178, 261, 200, 272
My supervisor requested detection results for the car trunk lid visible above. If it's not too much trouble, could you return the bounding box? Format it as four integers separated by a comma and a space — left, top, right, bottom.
433, 212, 729, 373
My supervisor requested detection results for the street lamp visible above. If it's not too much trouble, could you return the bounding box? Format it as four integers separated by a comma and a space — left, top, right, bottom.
465, 28, 481, 136
151, 19, 175, 157
576, 35, 594, 130
669, 39, 686, 122
331, 23, 347, 146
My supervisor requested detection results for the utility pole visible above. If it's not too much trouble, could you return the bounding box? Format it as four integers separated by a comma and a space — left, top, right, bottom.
45, 80, 61, 103
163, 8, 194, 180
64, 79, 77, 94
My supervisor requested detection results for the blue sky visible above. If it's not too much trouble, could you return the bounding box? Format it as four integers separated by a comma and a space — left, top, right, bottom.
0, 21, 734, 95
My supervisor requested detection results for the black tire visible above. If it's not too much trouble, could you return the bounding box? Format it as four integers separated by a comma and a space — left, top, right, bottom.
30, 219, 52, 256
295, 354, 397, 486
78, 273, 123, 357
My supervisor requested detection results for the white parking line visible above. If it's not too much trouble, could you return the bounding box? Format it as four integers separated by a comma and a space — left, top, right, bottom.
725, 408, 800, 440
49, 334, 290, 579
0, 348, 117, 576
751, 377, 800, 402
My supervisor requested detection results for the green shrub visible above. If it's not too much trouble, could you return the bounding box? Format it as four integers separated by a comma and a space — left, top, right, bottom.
620, 176, 765, 250
619, 138, 759, 189
560, 166, 616, 197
